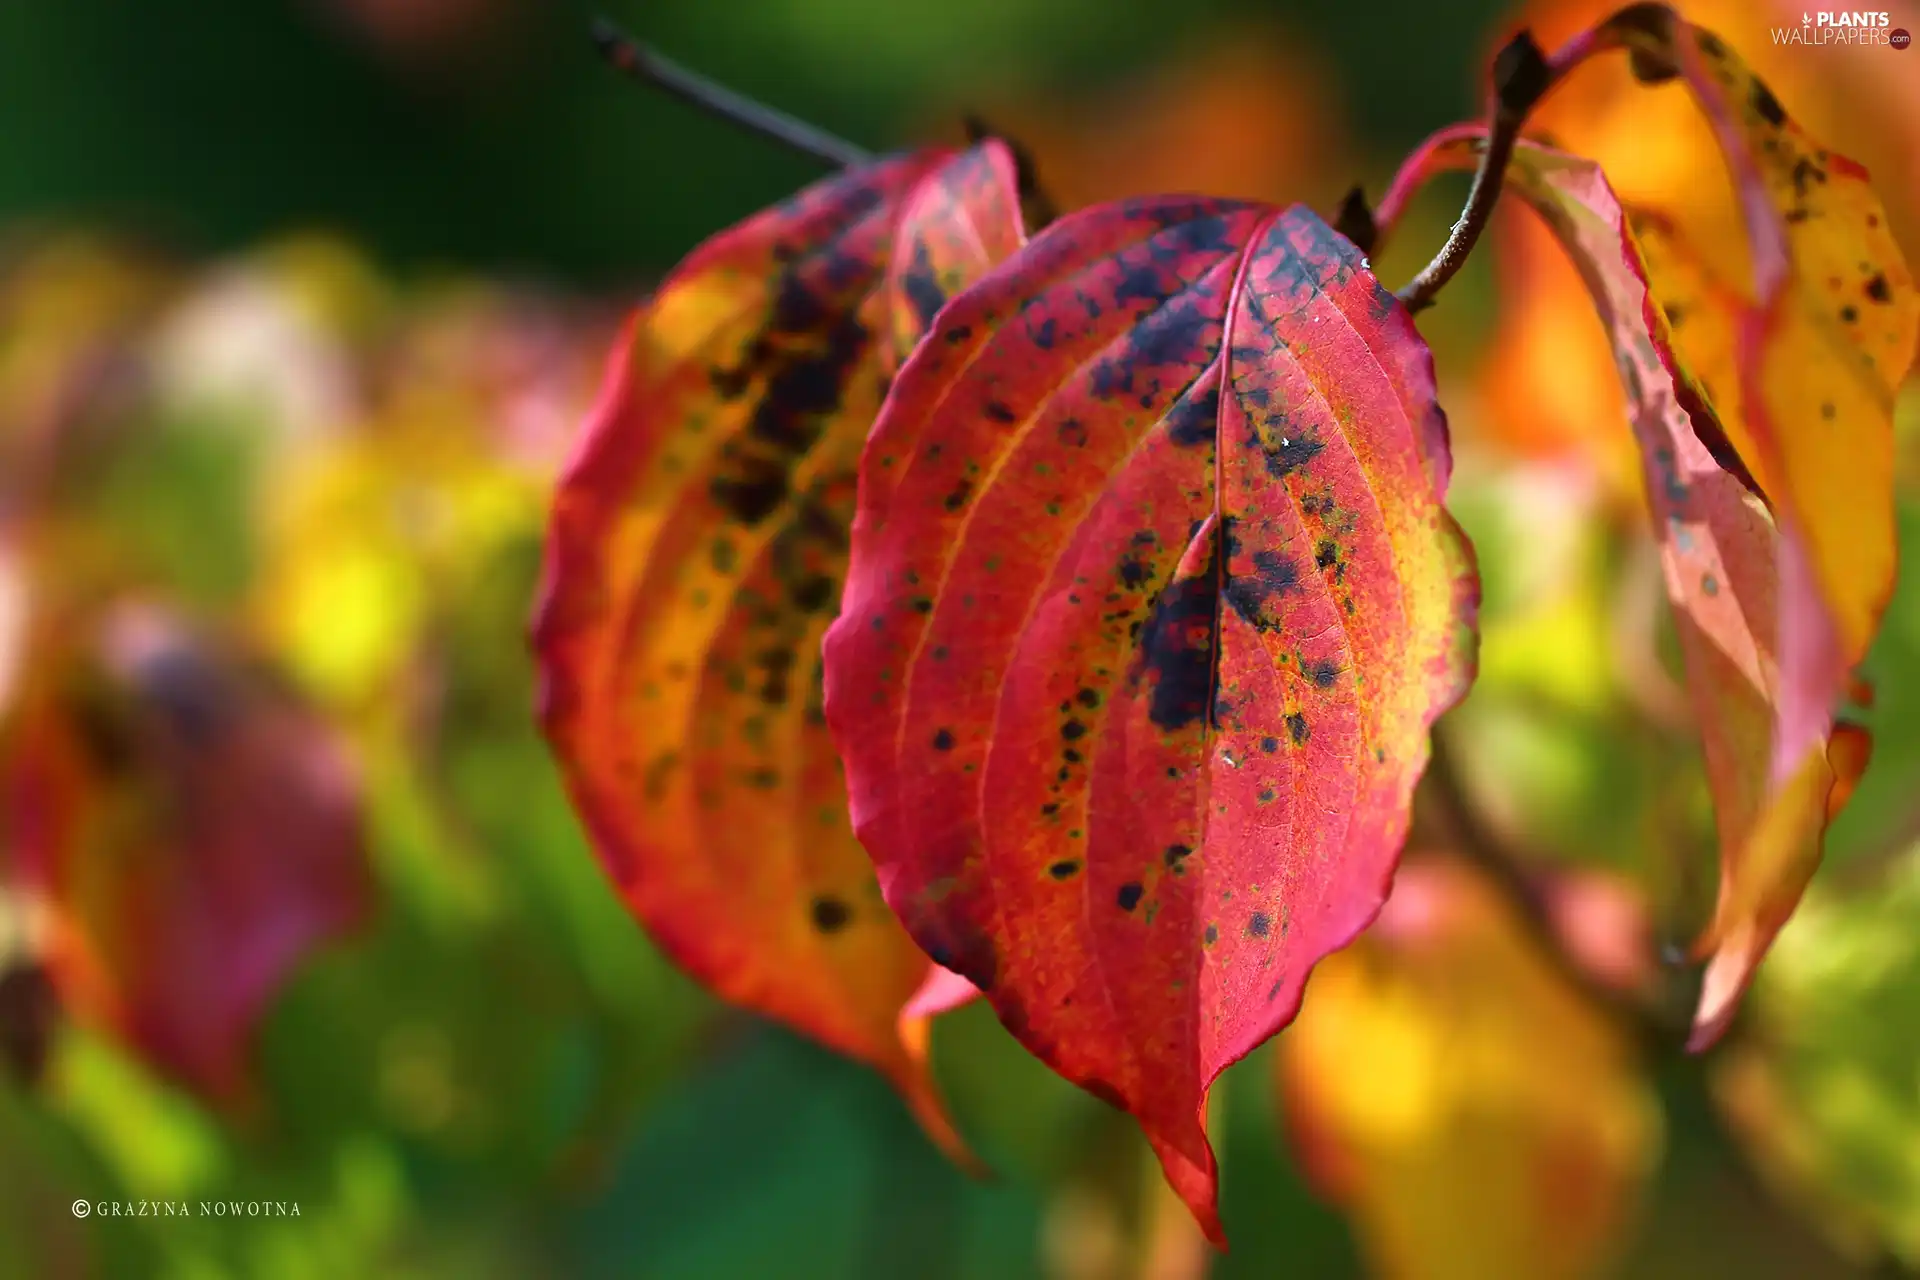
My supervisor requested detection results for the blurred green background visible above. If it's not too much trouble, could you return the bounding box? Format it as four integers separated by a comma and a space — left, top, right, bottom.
4, 0, 1919, 1277
0, 0, 1502, 281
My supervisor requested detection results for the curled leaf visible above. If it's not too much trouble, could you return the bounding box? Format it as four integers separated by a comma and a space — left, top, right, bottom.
824, 196, 1478, 1240
1381, 122, 1874, 1045
1277, 855, 1661, 1280
1578, 5, 1919, 764
531, 145, 1024, 1165
2, 603, 371, 1100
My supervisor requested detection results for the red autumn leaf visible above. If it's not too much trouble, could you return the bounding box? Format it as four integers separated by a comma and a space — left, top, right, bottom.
531, 144, 1024, 1164
1380, 124, 1874, 1046
823, 198, 1479, 1241
2, 602, 370, 1100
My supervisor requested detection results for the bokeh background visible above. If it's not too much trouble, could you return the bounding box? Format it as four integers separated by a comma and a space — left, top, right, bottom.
2, 0, 1918, 1276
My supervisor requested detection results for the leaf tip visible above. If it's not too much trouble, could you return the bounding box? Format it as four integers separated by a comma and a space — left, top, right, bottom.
1688, 932, 1757, 1052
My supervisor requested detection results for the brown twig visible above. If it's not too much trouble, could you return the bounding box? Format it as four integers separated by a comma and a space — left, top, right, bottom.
1396, 30, 1554, 311
590, 15, 871, 170
1423, 725, 1681, 1050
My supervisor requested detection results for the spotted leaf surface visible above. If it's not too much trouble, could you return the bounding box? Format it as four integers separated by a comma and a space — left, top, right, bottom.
2, 604, 370, 1101
1383, 125, 1870, 1046
885, 145, 1028, 371
531, 145, 1022, 1164
1589, 5, 1918, 774
824, 197, 1478, 1241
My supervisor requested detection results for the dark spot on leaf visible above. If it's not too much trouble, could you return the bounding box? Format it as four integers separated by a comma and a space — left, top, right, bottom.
1790, 157, 1826, 197
1062, 719, 1088, 741
1840, 305, 1859, 325
1866, 274, 1892, 304
932, 728, 955, 751
901, 239, 946, 333
1116, 882, 1144, 912
1264, 433, 1325, 478
1128, 298, 1214, 371
1133, 533, 1220, 731
710, 457, 789, 525
1307, 659, 1339, 688
1089, 355, 1135, 401
1203, 923, 1218, 946
790, 575, 834, 614
944, 324, 972, 344
1076, 687, 1102, 709
944, 477, 974, 512
1287, 712, 1309, 743
810, 895, 852, 933
1260, 736, 1280, 753
1164, 843, 1192, 869
1224, 551, 1298, 631
1248, 911, 1272, 938
1049, 859, 1082, 880
1750, 77, 1786, 128
1165, 382, 1220, 449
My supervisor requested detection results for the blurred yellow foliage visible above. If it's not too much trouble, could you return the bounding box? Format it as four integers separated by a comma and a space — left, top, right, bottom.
1278, 855, 1662, 1280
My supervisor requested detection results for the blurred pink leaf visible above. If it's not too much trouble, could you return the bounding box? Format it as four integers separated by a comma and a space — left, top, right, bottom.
4, 603, 372, 1101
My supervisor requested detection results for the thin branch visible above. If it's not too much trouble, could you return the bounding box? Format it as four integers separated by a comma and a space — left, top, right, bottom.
1396, 30, 1554, 311
589, 15, 871, 170
1424, 726, 1679, 1050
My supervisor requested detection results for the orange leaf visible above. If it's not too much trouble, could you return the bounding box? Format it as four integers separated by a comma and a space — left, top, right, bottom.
1381, 121, 1873, 1045
1590, 8, 1918, 673
531, 145, 1024, 1166
1483, 0, 1920, 484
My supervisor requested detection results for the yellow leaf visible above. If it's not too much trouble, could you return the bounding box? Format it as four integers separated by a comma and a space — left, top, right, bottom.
1278, 856, 1661, 1280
